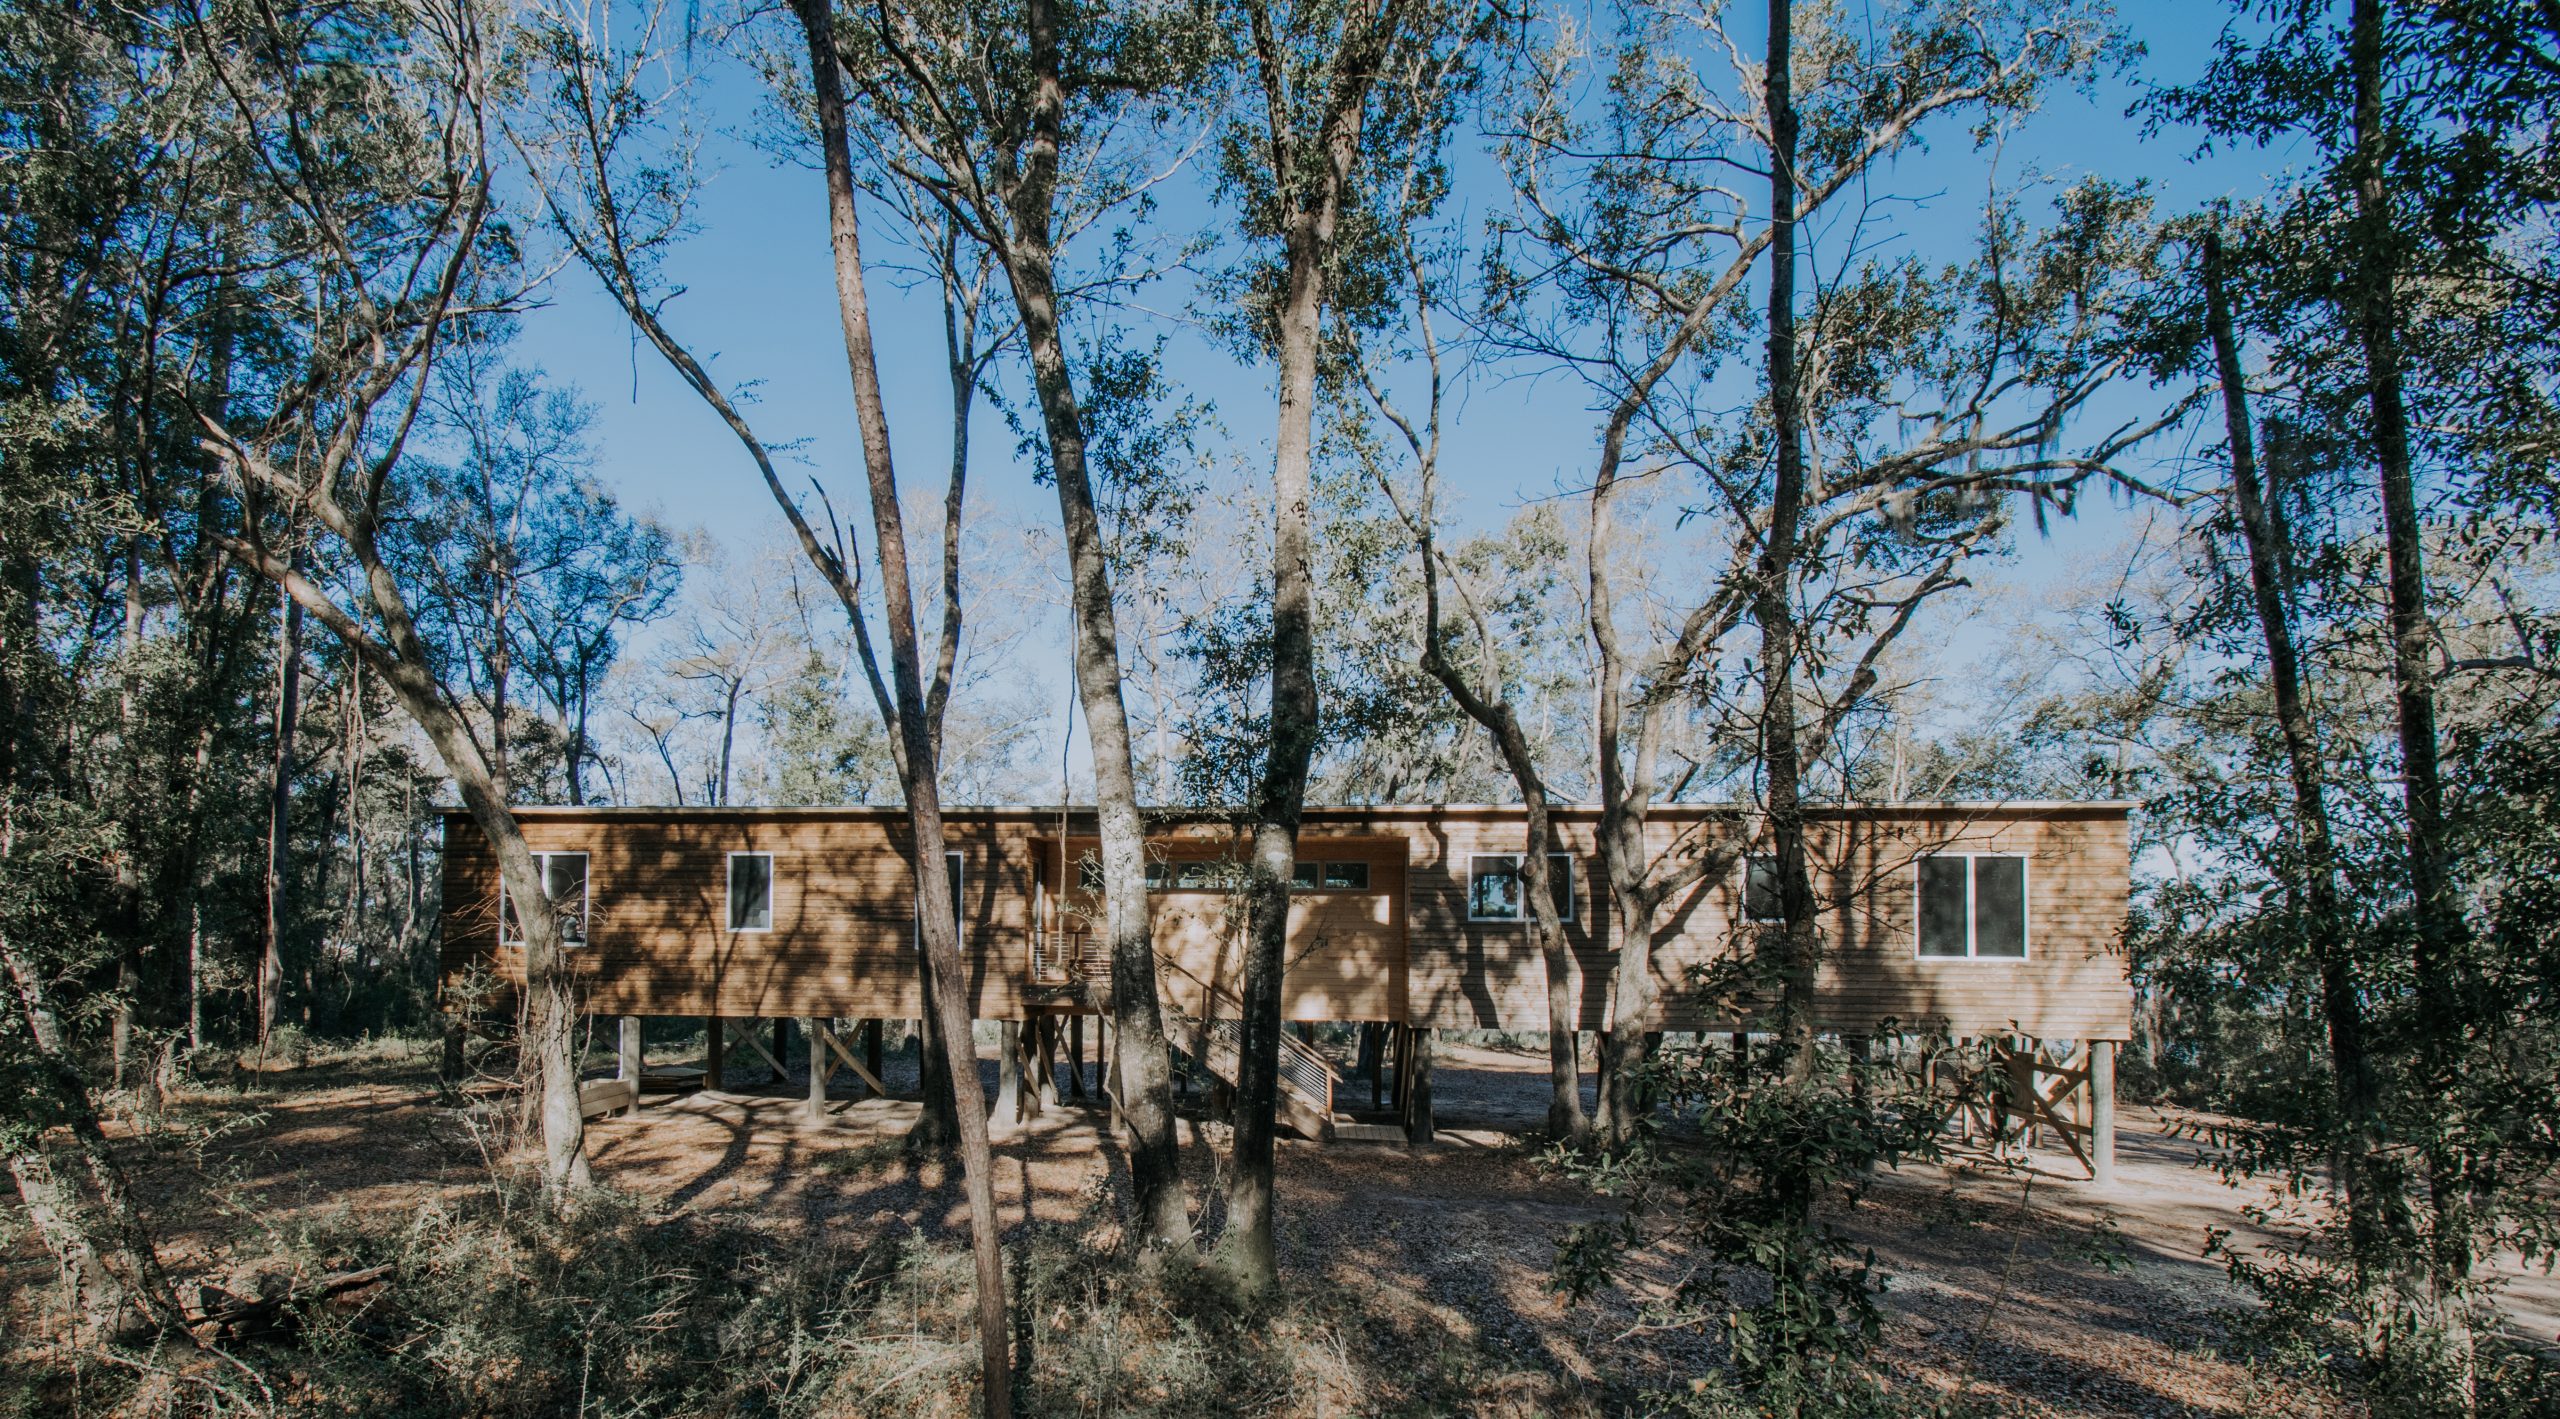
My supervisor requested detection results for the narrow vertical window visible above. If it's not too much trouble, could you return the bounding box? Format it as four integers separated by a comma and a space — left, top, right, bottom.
727, 852, 773, 932
1917, 857, 1971, 957
1972, 856, 2027, 958
503, 851, 589, 949
1743, 855, 1784, 922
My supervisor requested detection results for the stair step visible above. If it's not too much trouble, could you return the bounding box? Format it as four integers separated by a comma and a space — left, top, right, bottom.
1329, 1120, 1408, 1144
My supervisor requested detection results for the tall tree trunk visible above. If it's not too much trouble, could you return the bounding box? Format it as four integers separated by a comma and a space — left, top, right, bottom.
2203, 230, 2402, 1298
1591, 799, 1664, 1140
231, 543, 596, 1199
261, 575, 304, 1049
1219, 168, 1329, 1302
2347, 0, 2472, 1372
793, 4, 1012, 1410
1759, 0, 1821, 1083
568, 649, 592, 806
913, 948, 960, 1148
997, 0, 1190, 1250
112, 539, 143, 1088
1218, 0, 1407, 1295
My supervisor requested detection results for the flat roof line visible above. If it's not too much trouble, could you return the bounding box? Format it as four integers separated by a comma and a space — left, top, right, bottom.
441, 799, 2136, 817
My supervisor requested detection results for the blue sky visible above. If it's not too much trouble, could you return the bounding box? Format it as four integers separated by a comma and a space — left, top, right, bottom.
507, 0, 2304, 789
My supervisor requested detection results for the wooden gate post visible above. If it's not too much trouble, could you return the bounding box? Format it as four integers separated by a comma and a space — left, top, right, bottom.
2090, 1039, 2118, 1187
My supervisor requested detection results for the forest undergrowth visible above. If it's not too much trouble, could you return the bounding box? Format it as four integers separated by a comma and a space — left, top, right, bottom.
16, 1037, 2551, 1418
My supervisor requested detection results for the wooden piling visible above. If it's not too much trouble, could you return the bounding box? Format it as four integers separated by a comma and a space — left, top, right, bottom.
1405, 1027, 1435, 1145
2090, 1039, 2117, 1187
804, 1017, 825, 1120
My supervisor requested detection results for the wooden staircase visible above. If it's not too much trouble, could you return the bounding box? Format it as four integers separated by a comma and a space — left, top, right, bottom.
1041, 927, 1348, 1142
1170, 1010, 1339, 1142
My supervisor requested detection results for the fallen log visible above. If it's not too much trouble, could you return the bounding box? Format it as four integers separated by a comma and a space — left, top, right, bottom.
189, 1264, 395, 1342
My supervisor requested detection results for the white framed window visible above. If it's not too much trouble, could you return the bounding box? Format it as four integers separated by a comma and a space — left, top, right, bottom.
1468, 853, 1575, 923
1742, 854, 1786, 922
500, 852, 589, 949
1916, 853, 2029, 960
727, 852, 774, 932
914, 850, 966, 947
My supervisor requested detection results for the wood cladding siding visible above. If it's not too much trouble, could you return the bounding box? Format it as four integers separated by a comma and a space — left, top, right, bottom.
440, 814, 1044, 1020
1371, 805, 2132, 1040
1048, 833, 1407, 1022
440, 803, 2132, 1041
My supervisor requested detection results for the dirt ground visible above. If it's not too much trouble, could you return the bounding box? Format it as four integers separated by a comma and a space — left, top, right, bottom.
51, 1034, 2560, 1416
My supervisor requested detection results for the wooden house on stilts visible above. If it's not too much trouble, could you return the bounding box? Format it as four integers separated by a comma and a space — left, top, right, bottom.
438, 800, 2134, 1181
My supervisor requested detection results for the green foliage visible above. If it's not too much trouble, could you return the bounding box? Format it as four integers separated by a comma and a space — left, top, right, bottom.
1549, 1033, 1992, 1411
759, 648, 896, 806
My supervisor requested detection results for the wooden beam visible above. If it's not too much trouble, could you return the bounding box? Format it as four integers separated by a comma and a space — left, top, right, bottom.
2005, 1038, 2038, 1148
737, 1019, 789, 1080
706, 1016, 725, 1091
818, 1026, 889, 1097
1067, 1015, 1086, 1100
579, 1078, 636, 1120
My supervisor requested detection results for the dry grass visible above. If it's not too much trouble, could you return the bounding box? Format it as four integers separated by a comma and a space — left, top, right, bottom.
17, 1034, 2549, 1415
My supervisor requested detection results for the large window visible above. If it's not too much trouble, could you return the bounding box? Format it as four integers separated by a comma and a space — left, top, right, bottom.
727, 852, 773, 932
1468, 853, 1575, 922
1917, 854, 2028, 959
500, 852, 589, 949
915, 851, 966, 947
